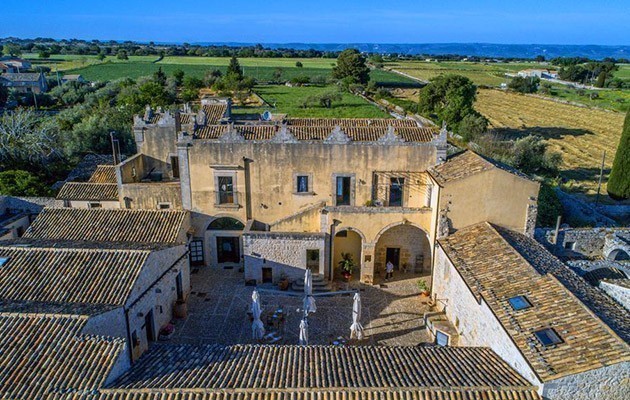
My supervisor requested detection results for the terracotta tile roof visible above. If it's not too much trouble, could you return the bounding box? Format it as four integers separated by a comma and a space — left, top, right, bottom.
202, 104, 229, 123
286, 118, 418, 127
24, 208, 188, 244
194, 125, 436, 142
438, 223, 630, 382
429, 150, 531, 185
179, 114, 194, 124
0, 243, 152, 306
88, 165, 117, 183
100, 344, 538, 399
0, 72, 42, 82
57, 183, 119, 201
0, 312, 125, 399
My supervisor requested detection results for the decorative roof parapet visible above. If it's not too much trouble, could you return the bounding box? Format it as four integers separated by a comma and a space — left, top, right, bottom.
378, 126, 405, 144
324, 126, 351, 144
270, 125, 299, 144
157, 111, 176, 127
218, 123, 246, 143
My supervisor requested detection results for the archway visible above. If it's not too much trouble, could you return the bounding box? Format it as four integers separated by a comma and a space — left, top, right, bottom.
333, 229, 363, 281
206, 217, 245, 267
607, 249, 630, 261
374, 223, 430, 282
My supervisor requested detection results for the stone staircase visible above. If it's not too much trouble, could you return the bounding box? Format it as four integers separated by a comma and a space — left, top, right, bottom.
291, 274, 332, 293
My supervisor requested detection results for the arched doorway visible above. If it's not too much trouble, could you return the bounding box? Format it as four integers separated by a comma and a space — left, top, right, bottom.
333, 229, 363, 281
608, 249, 630, 261
206, 217, 245, 267
374, 223, 430, 282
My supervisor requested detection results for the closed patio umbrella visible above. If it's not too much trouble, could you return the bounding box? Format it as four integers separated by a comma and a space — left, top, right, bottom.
251, 289, 265, 341
350, 292, 364, 340
299, 318, 309, 345
304, 269, 317, 314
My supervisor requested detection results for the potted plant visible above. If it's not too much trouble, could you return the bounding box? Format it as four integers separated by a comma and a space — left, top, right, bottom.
278, 272, 289, 290
338, 253, 356, 281
417, 279, 430, 297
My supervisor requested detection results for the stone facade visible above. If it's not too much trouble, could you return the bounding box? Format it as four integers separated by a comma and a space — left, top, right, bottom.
599, 280, 630, 311
542, 361, 630, 400
536, 227, 630, 261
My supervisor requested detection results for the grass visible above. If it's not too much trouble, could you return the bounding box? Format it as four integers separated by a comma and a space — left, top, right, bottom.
235, 85, 391, 118
474, 89, 625, 198
543, 84, 630, 112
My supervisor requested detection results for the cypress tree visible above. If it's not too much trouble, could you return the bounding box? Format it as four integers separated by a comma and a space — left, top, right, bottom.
227, 56, 243, 80
607, 111, 630, 200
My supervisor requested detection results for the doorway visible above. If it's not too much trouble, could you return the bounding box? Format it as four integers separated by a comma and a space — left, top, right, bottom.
217, 236, 240, 264
335, 176, 351, 206
144, 310, 155, 344
176, 272, 184, 301
386, 247, 401, 269
389, 177, 404, 206
262, 267, 273, 283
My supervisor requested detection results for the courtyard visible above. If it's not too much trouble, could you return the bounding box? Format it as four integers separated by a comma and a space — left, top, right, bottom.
171, 267, 432, 346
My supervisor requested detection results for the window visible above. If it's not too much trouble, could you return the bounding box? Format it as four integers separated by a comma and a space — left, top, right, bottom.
508, 295, 532, 311
218, 176, 235, 204
534, 328, 563, 347
306, 249, 320, 272
0, 257, 9, 267
170, 156, 180, 178
88, 202, 102, 209
297, 175, 309, 193
335, 176, 351, 206
158, 203, 171, 210
436, 331, 449, 346
564, 241, 575, 250
189, 240, 205, 265
389, 177, 404, 206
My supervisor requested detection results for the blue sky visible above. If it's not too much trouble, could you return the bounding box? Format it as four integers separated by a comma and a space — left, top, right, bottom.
1, 1, 629, 45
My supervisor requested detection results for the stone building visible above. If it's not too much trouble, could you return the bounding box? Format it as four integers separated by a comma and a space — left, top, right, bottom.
71, 103, 539, 287
431, 222, 630, 399
0, 72, 48, 93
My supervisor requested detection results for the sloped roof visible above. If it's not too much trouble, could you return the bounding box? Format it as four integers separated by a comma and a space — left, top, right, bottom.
0, 72, 42, 82
100, 344, 538, 400
24, 208, 188, 244
202, 104, 228, 123
89, 165, 117, 183
438, 223, 630, 382
285, 118, 418, 127
0, 242, 152, 306
0, 312, 125, 399
57, 182, 119, 201
429, 150, 531, 186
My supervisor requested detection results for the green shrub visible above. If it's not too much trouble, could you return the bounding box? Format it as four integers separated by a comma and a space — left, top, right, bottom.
0, 170, 51, 196
607, 111, 630, 200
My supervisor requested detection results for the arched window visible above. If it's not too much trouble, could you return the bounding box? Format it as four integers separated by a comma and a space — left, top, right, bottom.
207, 217, 244, 231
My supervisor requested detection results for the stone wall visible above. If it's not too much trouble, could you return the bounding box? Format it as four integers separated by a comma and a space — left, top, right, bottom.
432, 246, 542, 387
536, 227, 630, 260
599, 280, 630, 311
542, 361, 630, 400
243, 232, 326, 283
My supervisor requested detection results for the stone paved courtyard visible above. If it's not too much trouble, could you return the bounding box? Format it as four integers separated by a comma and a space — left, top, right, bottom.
171, 267, 432, 346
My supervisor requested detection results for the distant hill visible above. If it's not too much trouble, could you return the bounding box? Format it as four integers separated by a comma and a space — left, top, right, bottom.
194, 42, 630, 60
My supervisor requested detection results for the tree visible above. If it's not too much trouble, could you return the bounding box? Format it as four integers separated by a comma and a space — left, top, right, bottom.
2, 43, 22, 57
153, 67, 167, 86
272, 67, 283, 83
536, 183, 563, 227
0, 109, 60, 168
0, 170, 51, 196
332, 49, 370, 85
38, 50, 51, 59
458, 113, 488, 142
173, 69, 185, 86
418, 74, 477, 129
116, 50, 128, 60
226, 56, 243, 79
0, 85, 8, 107
295, 61, 303, 68
607, 111, 630, 200
96, 53, 106, 61
508, 76, 539, 93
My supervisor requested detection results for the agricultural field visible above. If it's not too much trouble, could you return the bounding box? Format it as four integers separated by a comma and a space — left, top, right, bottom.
235, 85, 390, 118
474, 89, 625, 197
27, 54, 415, 85
384, 61, 549, 86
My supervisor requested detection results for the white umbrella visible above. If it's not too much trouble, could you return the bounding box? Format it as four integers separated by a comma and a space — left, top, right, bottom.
251, 289, 265, 341
299, 318, 309, 345
303, 269, 317, 314
350, 292, 364, 340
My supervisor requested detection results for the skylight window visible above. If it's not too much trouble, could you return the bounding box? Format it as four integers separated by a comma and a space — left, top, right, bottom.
508, 295, 532, 311
534, 328, 563, 347
0, 257, 9, 267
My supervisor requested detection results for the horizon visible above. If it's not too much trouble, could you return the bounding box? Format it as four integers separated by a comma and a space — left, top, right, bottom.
1, 0, 629, 46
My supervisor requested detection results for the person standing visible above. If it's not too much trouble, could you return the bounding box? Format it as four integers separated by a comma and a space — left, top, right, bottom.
385, 260, 394, 281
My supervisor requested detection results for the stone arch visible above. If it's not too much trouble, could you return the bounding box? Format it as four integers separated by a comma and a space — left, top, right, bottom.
206, 216, 245, 231
333, 227, 364, 281
374, 222, 431, 280
204, 215, 245, 268
607, 248, 630, 261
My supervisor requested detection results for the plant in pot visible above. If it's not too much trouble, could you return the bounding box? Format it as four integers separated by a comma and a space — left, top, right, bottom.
417, 279, 430, 296
338, 252, 355, 281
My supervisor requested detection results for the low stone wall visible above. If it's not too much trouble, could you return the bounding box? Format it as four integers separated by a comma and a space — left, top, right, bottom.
243, 231, 326, 283
536, 227, 630, 260
542, 361, 630, 400
599, 280, 630, 311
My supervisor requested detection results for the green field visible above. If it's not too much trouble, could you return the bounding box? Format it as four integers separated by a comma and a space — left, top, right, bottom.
236, 85, 390, 118
26, 54, 415, 85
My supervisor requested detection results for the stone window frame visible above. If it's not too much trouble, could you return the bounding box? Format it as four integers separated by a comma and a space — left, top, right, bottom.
331, 173, 356, 206
157, 202, 172, 210
213, 170, 239, 209
88, 202, 102, 209
386, 176, 407, 207
169, 153, 180, 179
293, 172, 314, 195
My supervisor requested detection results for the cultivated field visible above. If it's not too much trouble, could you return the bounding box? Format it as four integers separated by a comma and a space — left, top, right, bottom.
475, 89, 625, 196
237, 85, 390, 118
